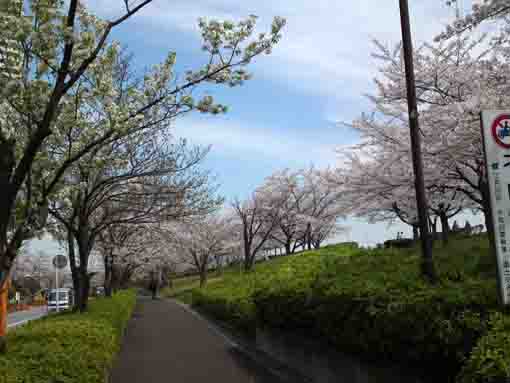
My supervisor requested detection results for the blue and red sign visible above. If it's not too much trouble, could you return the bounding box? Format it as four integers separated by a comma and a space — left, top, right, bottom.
492, 114, 510, 149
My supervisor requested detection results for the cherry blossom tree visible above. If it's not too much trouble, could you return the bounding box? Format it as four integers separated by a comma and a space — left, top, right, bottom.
165, 216, 234, 287
340, 36, 502, 241
11, 249, 52, 292
48, 136, 221, 310
337, 81, 469, 243
438, 0, 510, 40
232, 187, 285, 271
297, 167, 345, 250
0, 0, 286, 293
234, 167, 346, 263
261, 169, 307, 255
96, 224, 159, 297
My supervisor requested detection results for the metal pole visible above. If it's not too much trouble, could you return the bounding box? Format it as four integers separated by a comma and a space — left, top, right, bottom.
398, 0, 437, 282
55, 266, 59, 313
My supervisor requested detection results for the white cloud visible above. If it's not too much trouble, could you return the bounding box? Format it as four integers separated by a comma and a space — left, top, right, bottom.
83, 1, 462, 118
174, 116, 340, 167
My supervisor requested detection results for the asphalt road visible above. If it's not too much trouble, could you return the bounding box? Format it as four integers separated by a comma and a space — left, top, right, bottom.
7, 306, 48, 328
110, 298, 286, 383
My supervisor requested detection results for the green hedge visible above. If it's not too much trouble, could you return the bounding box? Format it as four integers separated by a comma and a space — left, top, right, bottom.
193, 282, 256, 337
191, 237, 510, 382
458, 311, 510, 383
0, 290, 136, 383
192, 245, 342, 336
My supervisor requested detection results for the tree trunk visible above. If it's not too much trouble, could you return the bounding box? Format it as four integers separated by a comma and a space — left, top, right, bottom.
306, 223, 312, 251
103, 256, 113, 298
77, 269, 90, 312
75, 225, 93, 312
0, 245, 16, 294
73, 265, 90, 312
119, 268, 133, 290
285, 241, 291, 255
0, 221, 16, 354
0, 138, 17, 292
431, 217, 438, 239
199, 269, 207, 288
243, 238, 254, 271
413, 226, 419, 241
150, 269, 161, 299
439, 211, 450, 245
216, 256, 223, 276
243, 255, 254, 272
67, 230, 82, 311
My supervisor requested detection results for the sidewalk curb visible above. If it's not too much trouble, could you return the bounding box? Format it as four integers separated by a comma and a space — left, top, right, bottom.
7, 308, 48, 329
171, 299, 312, 383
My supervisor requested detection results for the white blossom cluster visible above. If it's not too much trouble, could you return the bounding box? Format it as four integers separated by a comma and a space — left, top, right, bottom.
0, 0, 285, 280
437, 0, 510, 41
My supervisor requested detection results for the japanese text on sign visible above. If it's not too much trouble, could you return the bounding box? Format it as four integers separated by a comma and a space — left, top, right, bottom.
482, 111, 510, 305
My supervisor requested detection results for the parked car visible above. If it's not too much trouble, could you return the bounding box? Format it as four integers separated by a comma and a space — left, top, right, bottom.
47, 288, 74, 312
94, 286, 105, 297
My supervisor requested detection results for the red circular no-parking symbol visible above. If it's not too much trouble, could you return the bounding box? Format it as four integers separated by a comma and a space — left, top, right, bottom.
492, 114, 510, 149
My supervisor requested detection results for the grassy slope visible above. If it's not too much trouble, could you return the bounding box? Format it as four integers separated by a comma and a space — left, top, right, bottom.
162, 274, 225, 303
183, 237, 510, 382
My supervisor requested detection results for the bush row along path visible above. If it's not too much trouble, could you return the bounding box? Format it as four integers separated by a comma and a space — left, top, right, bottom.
110, 297, 283, 383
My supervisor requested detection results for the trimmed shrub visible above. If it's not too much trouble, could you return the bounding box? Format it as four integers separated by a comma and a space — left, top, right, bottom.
0, 290, 136, 383
384, 238, 415, 248
191, 237, 508, 382
458, 311, 510, 383
193, 282, 257, 337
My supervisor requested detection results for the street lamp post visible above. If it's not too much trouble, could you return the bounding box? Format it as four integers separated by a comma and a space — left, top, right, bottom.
398, 0, 437, 282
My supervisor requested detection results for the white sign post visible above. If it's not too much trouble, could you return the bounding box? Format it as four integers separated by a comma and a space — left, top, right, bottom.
481, 111, 510, 305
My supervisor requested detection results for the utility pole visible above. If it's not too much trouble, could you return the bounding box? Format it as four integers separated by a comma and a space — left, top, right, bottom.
398, 0, 437, 282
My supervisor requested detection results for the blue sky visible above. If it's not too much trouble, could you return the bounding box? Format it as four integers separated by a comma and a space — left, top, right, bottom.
28, 1, 486, 256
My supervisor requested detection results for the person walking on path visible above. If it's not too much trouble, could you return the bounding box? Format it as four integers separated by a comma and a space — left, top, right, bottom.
148, 269, 160, 300
110, 298, 282, 383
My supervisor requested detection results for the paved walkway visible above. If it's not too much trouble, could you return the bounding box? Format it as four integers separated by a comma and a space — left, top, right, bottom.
110, 298, 283, 383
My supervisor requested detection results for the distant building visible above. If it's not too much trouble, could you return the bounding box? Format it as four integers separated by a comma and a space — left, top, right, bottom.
0, 0, 23, 79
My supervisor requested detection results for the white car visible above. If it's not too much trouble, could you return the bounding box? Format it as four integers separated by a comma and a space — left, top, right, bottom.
47, 288, 74, 312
